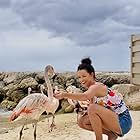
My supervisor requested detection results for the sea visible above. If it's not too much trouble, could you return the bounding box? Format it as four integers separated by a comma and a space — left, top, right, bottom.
0, 108, 13, 134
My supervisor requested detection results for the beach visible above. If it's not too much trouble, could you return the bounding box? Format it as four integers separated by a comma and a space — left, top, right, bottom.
0, 111, 139, 140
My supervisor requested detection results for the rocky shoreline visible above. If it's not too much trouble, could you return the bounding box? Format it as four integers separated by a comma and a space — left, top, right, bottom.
0, 71, 140, 111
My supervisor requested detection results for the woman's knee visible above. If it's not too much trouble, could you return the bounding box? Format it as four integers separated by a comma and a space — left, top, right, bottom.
77, 115, 90, 129
88, 104, 98, 115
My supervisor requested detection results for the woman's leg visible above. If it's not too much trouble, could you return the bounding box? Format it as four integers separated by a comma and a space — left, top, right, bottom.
87, 104, 121, 140
77, 114, 118, 140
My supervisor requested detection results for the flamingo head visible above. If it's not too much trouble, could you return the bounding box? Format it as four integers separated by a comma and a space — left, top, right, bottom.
28, 87, 32, 95
66, 85, 77, 93
45, 65, 55, 77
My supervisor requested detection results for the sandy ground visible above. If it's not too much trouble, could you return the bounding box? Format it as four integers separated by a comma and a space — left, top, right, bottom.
0, 111, 140, 140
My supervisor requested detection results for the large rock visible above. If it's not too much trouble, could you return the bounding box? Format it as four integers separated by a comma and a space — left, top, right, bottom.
96, 72, 130, 87
3, 72, 18, 85
111, 84, 140, 110
35, 71, 45, 83
6, 90, 26, 103
0, 72, 5, 81
125, 91, 140, 110
0, 81, 5, 102
1, 100, 17, 110
60, 99, 74, 113
111, 84, 140, 96
18, 77, 38, 89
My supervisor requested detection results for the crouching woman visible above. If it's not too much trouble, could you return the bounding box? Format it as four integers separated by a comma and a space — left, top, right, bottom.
54, 57, 132, 140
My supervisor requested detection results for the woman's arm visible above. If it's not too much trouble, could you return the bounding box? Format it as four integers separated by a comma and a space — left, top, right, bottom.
54, 89, 88, 101
54, 84, 104, 101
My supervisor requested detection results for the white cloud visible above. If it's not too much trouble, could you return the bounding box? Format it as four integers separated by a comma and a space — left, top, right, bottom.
0, 0, 138, 72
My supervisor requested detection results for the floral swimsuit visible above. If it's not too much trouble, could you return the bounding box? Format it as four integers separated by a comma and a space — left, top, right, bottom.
95, 88, 127, 114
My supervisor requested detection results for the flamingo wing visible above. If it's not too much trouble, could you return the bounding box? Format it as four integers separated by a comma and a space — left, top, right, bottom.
9, 93, 49, 121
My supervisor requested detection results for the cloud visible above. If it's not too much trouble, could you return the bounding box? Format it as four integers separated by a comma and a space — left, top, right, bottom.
0, 0, 11, 8
0, 27, 130, 72
10, 0, 140, 46
0, 28, 80, 72
0, 0, 139, 72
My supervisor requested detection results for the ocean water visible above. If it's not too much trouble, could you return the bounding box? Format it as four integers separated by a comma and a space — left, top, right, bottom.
0, 108, 13, 134
0, 109, 12, 116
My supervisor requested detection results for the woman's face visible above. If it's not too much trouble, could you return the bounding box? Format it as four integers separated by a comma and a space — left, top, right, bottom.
77, 69, 94, 88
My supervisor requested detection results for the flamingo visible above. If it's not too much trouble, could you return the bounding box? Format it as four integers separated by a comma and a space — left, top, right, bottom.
40, 85, 45, 94
9, 65, 59, 140
44, 65, 59, 130
28, 85, 44, 95
66, 85, 88, 117
28, 84, 55, 130
23, 87, 32, 130
39, 83, 58, 130
66, 85, 81, 107
28, 87, 32, 95
25, 86, 41, 130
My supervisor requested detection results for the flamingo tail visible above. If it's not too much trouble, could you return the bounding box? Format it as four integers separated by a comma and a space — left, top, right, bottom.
9, 112, 18, 121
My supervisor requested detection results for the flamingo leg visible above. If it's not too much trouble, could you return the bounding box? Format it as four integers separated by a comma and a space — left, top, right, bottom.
33, 121, 37, 140
50, 114, 56, 131
46, 113, 51, 133
48, 117, 51, 133
24, 125, 29, 130
19, 124, 25, 140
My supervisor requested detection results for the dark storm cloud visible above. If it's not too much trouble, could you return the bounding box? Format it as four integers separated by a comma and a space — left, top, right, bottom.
10, 0, 140, 46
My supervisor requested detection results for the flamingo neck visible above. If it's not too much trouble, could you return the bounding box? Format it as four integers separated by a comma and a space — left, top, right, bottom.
45, 74, 54, 100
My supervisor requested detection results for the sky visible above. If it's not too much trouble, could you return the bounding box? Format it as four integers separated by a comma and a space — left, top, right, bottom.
0, 0, 140, 72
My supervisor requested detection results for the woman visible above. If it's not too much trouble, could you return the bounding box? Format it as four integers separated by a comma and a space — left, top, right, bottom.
54, 57, 132, 140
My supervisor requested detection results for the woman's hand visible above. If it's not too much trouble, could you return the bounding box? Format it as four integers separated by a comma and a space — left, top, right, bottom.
79, 100, 90, 108
54, 89, 67, 100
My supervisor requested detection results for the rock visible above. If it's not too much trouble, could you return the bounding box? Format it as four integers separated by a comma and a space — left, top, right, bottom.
35, 71, 45, 83
125, 91, 140, 110
96, 72, 130, 87
111, 84, 140, 96
1, 100, 17, 110
0, 72, 5, 81
111, 84, 140, 110
6, 90, 26, 103
65, 76, 85, 91
0, 81, 5, 89
18, 77, 38, 89
65, 105, 74, 113
3, 83, 19, 94
0, 81, 6, 102
3, 72, 18, 85
0, 71, 133, 111
0, 92, 5, 103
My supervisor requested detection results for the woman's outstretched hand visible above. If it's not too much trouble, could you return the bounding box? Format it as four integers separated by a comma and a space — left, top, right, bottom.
54, 89, 67, 100
79, 100, 90, 108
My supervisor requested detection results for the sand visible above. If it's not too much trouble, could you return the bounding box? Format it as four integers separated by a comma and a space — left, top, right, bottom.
0, 111, 139, 140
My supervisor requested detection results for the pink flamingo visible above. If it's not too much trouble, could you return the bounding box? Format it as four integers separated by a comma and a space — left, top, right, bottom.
66, 85, 89, 118
44, 65, 59, 130
9, 65, 59, 140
